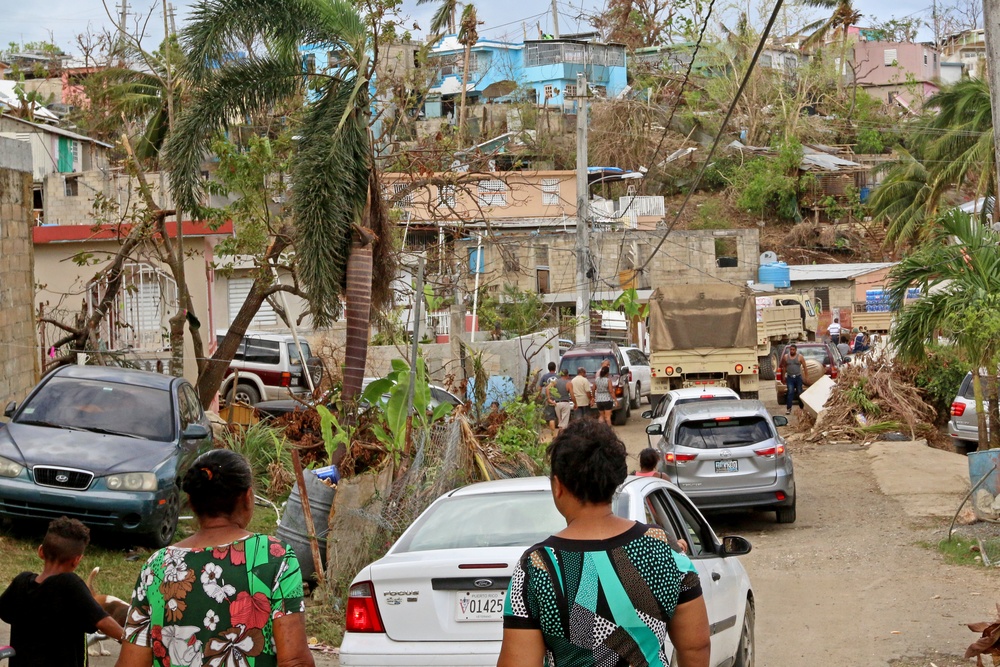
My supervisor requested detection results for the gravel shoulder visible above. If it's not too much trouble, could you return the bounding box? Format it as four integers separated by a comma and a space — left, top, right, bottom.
617, 415, 1000, 666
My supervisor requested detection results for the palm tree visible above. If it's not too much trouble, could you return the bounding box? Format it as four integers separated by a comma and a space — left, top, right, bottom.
418, 0, 479, 144
867, 79, 995, 250
800, 0, 862, 93
164, 0, 397, 463
887, 210, 1000, 449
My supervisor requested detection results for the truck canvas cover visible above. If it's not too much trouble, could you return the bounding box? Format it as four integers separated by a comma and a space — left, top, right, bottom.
648, 284, 757, 352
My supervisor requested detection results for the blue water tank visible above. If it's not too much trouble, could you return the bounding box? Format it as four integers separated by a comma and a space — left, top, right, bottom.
758, 262, 790, 288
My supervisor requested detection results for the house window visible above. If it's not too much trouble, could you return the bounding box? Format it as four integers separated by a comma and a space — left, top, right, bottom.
784, 55, 797, 69
564, 84, 576, 98
392, 182, 412, 208
923, 50, 928, 65
535, 244, 550, 266
814, 287, 830, 313
884, 48, 898, 66
760, 54, 773, 68
303, 53, 316, 74
466, 53, 479, 72
228, 277, 278, 327
541, 178, 560, 205
438, 185, 456, 207
64, 176, 79, 197
478, 179, 507, 206
88, 263, 178, 352
537, 268, 551, 294
543, 84, 554, 99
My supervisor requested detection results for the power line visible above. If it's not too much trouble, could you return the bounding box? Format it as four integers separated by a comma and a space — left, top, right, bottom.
637, 0, 786, 275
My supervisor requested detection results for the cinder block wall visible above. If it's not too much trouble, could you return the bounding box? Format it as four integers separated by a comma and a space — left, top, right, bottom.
0, 137, 38, 407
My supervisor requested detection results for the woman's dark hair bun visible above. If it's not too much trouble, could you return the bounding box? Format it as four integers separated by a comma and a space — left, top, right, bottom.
182, 449, 253, 518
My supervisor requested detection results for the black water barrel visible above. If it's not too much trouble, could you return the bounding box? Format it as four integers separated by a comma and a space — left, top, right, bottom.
277, 472, 336, 581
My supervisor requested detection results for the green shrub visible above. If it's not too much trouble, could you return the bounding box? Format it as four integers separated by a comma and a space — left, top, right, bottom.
218, 422, 294, 498
495, 401, 547, 468
910, 343, 969, 423
734, 141, 803, 221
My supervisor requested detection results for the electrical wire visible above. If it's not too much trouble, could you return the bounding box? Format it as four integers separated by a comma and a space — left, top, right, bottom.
636, 0, 785, 275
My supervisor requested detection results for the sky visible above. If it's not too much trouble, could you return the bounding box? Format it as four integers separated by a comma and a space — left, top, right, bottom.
0, 0, 938, 58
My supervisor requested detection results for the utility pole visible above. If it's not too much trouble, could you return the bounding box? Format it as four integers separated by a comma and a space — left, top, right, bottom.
932, 0, 940, 48
574, 72, 590, 344
985, 0, 1000, 223
407, 257, 425, 417
551, 0, 560, 38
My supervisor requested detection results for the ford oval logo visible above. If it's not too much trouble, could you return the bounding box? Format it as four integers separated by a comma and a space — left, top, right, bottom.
55, 473, 69, 483
474, 579, 493, 589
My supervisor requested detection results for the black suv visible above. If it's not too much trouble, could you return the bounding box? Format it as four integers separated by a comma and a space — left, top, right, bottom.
558, 342, 631, 425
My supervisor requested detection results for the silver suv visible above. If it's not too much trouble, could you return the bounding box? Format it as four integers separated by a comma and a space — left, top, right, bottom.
647, 400, 796, 523
217, 331, 322, 405
949, 371, 985, 454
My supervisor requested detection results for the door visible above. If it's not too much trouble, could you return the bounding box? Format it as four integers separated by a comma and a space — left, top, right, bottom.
665, 489, 744, 665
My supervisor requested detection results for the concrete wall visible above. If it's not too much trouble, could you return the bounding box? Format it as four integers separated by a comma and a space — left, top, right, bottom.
458, 228, 759, 298
854, 41, 940, 90
0, 137, 38, 406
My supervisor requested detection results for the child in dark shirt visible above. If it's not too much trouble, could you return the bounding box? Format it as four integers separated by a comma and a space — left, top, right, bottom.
0, 517, 124, 667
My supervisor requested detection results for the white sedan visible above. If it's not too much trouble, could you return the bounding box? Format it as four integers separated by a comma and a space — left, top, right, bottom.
643, 387, 741, 449
339, 476, 755, 667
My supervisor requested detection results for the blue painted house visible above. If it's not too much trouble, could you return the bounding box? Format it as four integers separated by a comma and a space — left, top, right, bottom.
424, 34, 627, 118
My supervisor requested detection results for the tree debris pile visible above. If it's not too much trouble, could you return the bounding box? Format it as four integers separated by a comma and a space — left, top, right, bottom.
807, 357, 937, 443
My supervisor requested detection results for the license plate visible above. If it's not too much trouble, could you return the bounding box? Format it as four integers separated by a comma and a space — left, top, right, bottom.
291, 377, 300, 386
455, 591, 505, 622
715, 460, 738, 473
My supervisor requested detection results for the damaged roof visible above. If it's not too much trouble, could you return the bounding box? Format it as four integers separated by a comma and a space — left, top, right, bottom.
728, 141, 867, 173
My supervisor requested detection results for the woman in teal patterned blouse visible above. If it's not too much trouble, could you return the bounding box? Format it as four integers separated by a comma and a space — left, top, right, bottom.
498, 420, 710, 667
115, 449, 314, 667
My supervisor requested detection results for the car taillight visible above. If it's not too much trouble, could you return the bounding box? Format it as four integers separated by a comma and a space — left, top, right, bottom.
346, 581, 384, 633
665, 452, 698, 463
280, 372, 292, 387
951, 402, 966, 417
754, 444, 785, 457
629, 371, 633, 383
830, 365, 838, 379
776, 367, 783, 382
735, 364, 744, 374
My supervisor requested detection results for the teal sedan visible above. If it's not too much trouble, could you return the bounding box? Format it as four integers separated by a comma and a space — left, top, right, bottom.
0, 365, 212, 546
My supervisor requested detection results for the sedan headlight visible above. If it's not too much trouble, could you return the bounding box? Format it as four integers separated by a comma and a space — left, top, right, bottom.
105, 472, 157, 492
0, 455, 24, 478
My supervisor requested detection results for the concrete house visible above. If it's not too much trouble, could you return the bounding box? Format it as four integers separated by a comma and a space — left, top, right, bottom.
940, 29, 984, 80
788, 262, 896, 326
849, 32, 941, 105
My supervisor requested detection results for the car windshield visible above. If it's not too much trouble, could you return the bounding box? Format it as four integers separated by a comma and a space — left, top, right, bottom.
559, 355, 619, 375
287, 343, 312, 365
15, 377, 175, 441
394, 491, 564, 553
676, 416, 773, 449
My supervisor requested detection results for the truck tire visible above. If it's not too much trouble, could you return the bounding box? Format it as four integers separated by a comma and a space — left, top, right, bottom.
758, 351, 777, 381
630, 383, 641, 409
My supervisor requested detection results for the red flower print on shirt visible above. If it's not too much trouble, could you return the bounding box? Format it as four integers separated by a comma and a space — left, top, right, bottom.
229, 591, 271, 629
269, 540, 286, 558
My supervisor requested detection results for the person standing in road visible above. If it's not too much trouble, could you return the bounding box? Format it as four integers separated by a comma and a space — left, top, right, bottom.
828, 318, 841, 345
594, 365, 617, 426
549, 368, 574, 434
780, 344, 804, 415
570, 367, 594, 421
497, 419, 710, 667
538, 362, 559, 436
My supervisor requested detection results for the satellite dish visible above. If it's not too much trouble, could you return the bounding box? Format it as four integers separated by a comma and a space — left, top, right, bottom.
760, 251, 778, 264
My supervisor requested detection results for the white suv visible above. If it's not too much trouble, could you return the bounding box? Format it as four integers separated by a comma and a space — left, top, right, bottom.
217, 332, 322, 405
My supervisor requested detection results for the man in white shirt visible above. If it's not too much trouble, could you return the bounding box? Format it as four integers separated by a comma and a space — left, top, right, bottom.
827, 318, 842, 345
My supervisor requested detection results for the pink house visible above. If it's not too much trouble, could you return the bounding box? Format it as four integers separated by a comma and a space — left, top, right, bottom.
850, 37, 940, 106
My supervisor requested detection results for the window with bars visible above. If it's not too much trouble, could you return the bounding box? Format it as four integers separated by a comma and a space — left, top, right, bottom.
88, 263, 177, 351
543, 84, 554, 99
302, 53, 316, 74
541, 179, 560, 206
884, 48, 898, 66
478, 179, 507, 206
392, 182, 413, 208
438, 185, 456, 207
535, 244, 549, 267
564, 84, 576, 99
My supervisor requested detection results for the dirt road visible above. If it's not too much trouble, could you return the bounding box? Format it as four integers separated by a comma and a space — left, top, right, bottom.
621, 415, 1000, 666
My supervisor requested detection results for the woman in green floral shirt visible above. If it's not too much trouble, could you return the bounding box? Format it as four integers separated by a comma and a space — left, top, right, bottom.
116, 450, 314, 667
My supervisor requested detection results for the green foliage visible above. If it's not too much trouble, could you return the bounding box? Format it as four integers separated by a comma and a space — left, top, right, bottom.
362, 358, 454, 461
700, 156, 739, 191
910, 344, 970, 423
478, 284, 555, 338
218, 422, 293, 498
494, 401, 547, 468
316, 405, 352, 464
855, 128, 885, 155
844, 378, 880, 416
734, 141, 803, 221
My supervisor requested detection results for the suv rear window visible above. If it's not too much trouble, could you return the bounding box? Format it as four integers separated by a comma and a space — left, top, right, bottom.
287, 343, 312, 364
242, 338, 281, 364
676, 416, 773, 449
790, 346, 830, 365
559, 354, 619, 375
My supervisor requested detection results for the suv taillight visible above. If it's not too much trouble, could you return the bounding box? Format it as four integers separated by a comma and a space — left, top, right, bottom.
951, 402, 966, 417
830, 365, 838, 380
754, 444, 785, 457
346, 582, 384, 633
628, 371, 633, 383
280, 372, 291, 387
664, 452, 698, 463
776, 366, 783, 382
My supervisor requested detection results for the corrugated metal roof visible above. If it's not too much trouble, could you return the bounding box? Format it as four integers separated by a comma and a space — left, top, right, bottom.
0, 113, 112, 147
728, 141, 866, 172
788, 262, 896, 281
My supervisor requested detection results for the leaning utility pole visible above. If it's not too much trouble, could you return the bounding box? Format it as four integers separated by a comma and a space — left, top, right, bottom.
985, 0, 1000, 221
574, 72, 590, 344
551, 0, 560, 38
